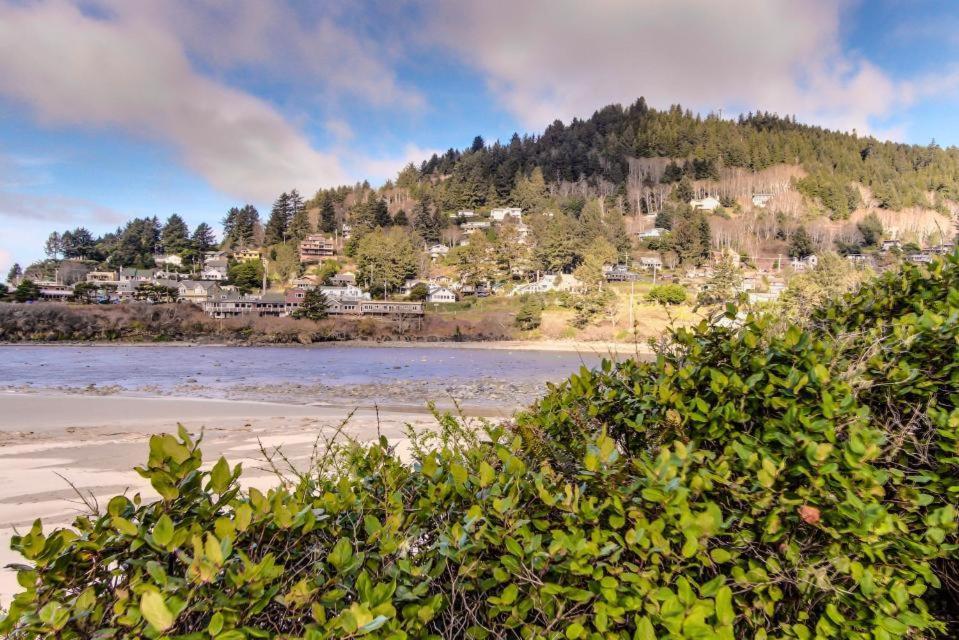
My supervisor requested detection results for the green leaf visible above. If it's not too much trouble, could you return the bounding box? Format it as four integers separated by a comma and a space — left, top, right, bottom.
152, 514, 174, 547
358, 614, 389, 634
208, 611, 224, 635
38, 601, 69, 631
112, 516, 139, 537
715, 586, 734, 626
210, 457, 232, 494
140, 590, 175, 632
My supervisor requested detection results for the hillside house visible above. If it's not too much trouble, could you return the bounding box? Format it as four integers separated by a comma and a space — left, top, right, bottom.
461, 221, 491, 232
178, 280, 222, 304
298, 234, 336, 263
290, 275, 321, 288
881, 239, 902, 252
603, 264, 640, 281
319, 284, 370, 300
36, 281, 74, 300
751, 193, 773, 208
233, 249, 261, 263
85, 271, 117, 283
119, 268, 157, 282
428, 244, 450, 259
330, 272, 356, 286
637, 227, 667, 239
690, 196, 721, 211
490, 207, 523, 222
451, 210, 476, 219
427, 286, 457, 303
790, 255, 819, 271
510, 273, 583, 296
154, 254, 183, 267
201, 259, 229, 281
638, 256, 663, 270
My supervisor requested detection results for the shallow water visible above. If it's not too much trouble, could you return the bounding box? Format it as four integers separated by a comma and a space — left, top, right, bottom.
0, 345, 608, 408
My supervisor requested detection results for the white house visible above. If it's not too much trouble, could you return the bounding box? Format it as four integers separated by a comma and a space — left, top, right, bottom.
510, 273, 583, 296
330, 272, 356, 286
490, 207, 523, 222
751, 193, 773, 208
427, 286, 457, 303
638, 256, 663, 269
451, 210, 476, 219
428, 244, 450, 258
790, 254, 819, 271
881, 239, 902, 252
200, 264, 228, 281
178, 280, 222, 303
461, 221, 491, 232
690, 196, 721, 212
319, 284, 370, 300
637, 227, 668, 239
155, 254, 183, 267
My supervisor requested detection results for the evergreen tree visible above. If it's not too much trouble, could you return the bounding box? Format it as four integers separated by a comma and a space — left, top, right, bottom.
413, 196, 441, 243
62, 228, 95, 259
788, 227, 815, 258
292, 289, 329, 321
191, 223, 216, 253
319, 194, 336, 233
856, 212, 884, 247
44, 232, 62, 259
221, 207, 259, 248
264, 192, 292, 245
6, 263, 22, 284
288, 200, 313, 242
392, 209, 409, 226
14, 279, 40, 302
373, 198, 392, 227
228, 260, 264, 294
471, 135, 485, 152
160, 214, 190, 254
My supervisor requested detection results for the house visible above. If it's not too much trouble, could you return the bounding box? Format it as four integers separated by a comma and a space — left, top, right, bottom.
426, 286, 457, 303
638, 256, 663, 270
298, 234, 336, 263
85, 271, 117, 283
326, 297, 364, 315
330, 272, 356, 286
177, 280, 222, 303
119, 268, 157, 282
203, 293, 258, 318
341, 223, 353, 239
690, 196, 721, 212
490, 207, 522, 222
845, 254, 873, 267
751, 193, 773, 208
881, 239, 902, 252
603, 264, 640, 282
907, 252, 935, 264
428, 244, 450, 259
451, 210, 476, 219
790, 255, 819, 271
200, 259, 229, 281
290, 274, 320, 288
233, 249, 261, 263
930, 243, 955, 255
510, 273, 583, 296
35, 281, 74, 300
637, 227, 668, 239
318, 284, 370, 300
461, 221, 491, 232
155, 254, 183, 267
358, 301, 424, 316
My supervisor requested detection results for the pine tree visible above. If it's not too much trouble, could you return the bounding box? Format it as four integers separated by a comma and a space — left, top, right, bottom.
160, 214, 190, 254
392, 209, 409, 226
264, 192, 292, 245
191, 223, 216, 253
6, 263, 22, 284
292, 289, 329, 321
319, 194, 336, 233
412, 196, 440, 243
373, 198, 391, 227
288, 198, 314, 242
44, 232, 62, 259
788, 227, 815, 258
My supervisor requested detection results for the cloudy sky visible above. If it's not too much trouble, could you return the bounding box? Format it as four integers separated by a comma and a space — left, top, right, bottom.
2, 0, 959, 275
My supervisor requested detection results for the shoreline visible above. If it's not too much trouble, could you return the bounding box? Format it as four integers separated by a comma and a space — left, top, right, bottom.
0, 338, 653, 355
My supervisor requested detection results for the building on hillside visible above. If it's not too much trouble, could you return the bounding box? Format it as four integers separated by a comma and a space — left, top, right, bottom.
881, 239, 902, 252
428, 244, 450, 259
177, 280, 222, 304
341, 223, 352, 239
638, 256, 663, 270
690, 196, 721, 211
790, 254, 819, 271
203, 293, 257, 318
358, 300, 425, 316
330, 272, 356, 286
298, 234, 336, 263
200, 264, 228, 281
930, 242, 955, 255
603, 264, 641, 282
461, 221, 491, 232
637, 227, 667, 239
751, 193, 773, 208
907, 252, 935, 264
490, 207, 522, 222
510, 273, 583, 296
319, 284, 370, 300
85, 271, 117, 283
119, 268, 157, 282
155, 254, 183, 267
451, 210, 476, 219
35, 281, 74, 300
845, 254, 874, 267
427, 286, 457, 303
233, 249, 261, 263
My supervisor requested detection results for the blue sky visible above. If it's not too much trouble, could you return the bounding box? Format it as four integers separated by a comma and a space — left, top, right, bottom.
2, 0, 959, 276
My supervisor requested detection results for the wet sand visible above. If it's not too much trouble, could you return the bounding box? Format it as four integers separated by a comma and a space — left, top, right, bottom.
0, 393, 489, 603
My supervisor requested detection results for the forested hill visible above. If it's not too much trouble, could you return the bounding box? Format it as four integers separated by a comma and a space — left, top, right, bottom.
398, 97, 959, 220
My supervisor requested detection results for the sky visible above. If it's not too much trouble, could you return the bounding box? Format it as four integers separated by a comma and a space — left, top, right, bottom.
2, 0, 959, 276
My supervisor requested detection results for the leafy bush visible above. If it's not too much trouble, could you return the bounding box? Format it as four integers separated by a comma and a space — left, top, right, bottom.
646, 283, 687, 305
514, 295, 543, 330
2, 255, 958, 639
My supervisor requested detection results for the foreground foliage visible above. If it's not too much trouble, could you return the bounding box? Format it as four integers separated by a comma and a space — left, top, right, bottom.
2, 255, 958, 639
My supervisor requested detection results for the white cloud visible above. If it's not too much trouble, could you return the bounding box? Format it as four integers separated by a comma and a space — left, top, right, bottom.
351, 144, 441, 185
0, 0, 352, 202
423, 0, 924, 136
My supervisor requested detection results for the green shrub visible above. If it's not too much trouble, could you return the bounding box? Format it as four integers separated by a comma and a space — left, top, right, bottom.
514, 295, 543, 330
2, 255, 958, 639
646, 283, 687, 305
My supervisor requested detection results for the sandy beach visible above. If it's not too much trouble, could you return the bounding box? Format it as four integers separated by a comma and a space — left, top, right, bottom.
0, 392, 486, 604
